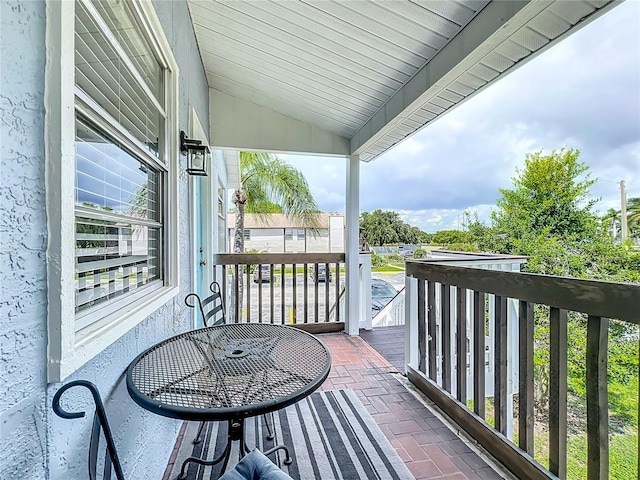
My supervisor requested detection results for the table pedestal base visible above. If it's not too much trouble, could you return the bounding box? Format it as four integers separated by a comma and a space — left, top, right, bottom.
177, 417, 292, 479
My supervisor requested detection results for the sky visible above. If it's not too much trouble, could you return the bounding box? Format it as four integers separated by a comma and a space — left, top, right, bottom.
280, 1, 640, 233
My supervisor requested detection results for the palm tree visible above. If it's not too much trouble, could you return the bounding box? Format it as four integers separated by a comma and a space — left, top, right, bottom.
230, 152, 320, 320
627, 196, 640, 237
232, 152, 320, 253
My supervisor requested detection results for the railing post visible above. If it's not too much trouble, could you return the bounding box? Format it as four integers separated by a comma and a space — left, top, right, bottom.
405, 274, 418, 373
360, 253, 372, 330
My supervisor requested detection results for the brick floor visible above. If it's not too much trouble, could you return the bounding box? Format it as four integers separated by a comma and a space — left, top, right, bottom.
317, 332, 507, 480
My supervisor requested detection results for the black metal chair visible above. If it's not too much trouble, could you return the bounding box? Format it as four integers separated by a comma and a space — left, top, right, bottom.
52, 380, 287, 480
52, 380, 125, 480
185, 281, 226, 327
184, 282, 276, 445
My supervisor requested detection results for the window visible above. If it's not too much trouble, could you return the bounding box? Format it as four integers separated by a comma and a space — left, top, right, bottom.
243, 229, 251, 240
47, 0, 179, 381
297, 229, 305, 240
285, 229, 293, 240
217, 186, 224, 218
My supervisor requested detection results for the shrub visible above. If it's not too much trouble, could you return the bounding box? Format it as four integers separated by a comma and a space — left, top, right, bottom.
370, 251, 386, 267
412, 248, 427, 259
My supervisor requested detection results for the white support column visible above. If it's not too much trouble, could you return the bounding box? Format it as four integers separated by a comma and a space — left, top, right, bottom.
405, 275, 418, 374
360, 253, 372, 330
345, 155, 360, 335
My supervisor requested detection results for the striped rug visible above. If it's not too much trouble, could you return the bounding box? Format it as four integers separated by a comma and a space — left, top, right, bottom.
171, 389, 414, 480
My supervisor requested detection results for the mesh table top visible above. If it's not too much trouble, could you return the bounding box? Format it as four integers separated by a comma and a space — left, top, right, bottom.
126, 324, 331, 421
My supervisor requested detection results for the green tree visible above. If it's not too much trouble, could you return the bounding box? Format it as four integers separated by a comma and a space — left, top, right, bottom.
359, 210, 425, 246
492, 148, 598, 243
232, 152, 320, 255
431, 229, 470, 245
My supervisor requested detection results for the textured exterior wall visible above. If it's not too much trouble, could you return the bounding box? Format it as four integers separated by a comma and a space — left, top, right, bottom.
1, 1, 49, 478
0, 1, 209, 478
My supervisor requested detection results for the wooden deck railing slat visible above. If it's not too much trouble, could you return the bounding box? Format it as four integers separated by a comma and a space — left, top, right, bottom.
518, 300, 534, 455
292, 263, 297, 324
280, 263, 285, 324
441, 284, 452, 393
473, 291, 485, 418
428, 281, 437, 381
418, 279, 426, 374
456, 287, 467, 404
549, 307, 567, 478
303, 264, 309, 323
494, 295, 508, 435
270, 265, 275, 323
325, 263, 331, 323
586, 315, 609, 480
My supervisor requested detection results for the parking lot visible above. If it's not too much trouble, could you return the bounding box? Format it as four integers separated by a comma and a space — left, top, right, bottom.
233, 273, 341, 324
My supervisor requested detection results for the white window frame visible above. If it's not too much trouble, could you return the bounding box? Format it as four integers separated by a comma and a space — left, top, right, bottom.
45, 0, 180, 382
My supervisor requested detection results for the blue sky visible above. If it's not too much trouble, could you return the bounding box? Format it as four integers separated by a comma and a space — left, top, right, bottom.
280, 1, 640, 233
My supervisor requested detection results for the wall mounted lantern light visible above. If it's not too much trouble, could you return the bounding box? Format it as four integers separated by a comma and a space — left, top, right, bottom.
180, 130, 210, 176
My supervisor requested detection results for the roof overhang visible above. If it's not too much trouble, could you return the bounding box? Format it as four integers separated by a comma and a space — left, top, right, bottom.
189, 0, 619, 162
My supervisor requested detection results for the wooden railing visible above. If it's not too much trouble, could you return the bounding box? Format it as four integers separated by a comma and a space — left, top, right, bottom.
212, 253, 345, 332
404, 260, 639, 480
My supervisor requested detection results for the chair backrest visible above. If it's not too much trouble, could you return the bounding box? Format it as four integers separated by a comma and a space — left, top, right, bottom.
52, 380, 125, 480
185, 281, 226, 327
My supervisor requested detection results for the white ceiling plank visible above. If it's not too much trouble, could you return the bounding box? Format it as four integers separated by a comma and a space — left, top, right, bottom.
210, 89, 350, 156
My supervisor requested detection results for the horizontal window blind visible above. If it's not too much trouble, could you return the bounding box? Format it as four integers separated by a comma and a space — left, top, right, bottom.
75, 216, 161, 313
75, 117, 159, 219
75, 0, 162, 159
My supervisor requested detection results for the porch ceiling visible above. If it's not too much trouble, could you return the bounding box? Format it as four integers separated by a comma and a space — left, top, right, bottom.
188, 0, 616, 161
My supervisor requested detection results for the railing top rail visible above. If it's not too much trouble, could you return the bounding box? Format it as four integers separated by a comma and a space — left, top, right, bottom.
214, 252, 345, 265
406, 261, 640, 324
429, 250, 530, 261
423, 257, 529, 265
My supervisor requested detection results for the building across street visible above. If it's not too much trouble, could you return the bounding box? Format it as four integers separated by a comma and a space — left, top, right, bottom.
229, 213, 345, 253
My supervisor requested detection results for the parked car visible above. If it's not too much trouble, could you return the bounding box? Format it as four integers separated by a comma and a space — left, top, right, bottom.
311, 263, 332, 282
371, 278, 398, 317
253, 264, 271, 283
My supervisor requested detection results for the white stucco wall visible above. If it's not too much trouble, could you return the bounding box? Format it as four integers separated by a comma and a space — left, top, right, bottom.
0, 1, 209, 478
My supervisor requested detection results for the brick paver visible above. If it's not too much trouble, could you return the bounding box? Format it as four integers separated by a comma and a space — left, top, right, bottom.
317, 332, 507, 480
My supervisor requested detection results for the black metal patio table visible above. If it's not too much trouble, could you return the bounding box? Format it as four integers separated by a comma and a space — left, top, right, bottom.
126, 323, 331, 479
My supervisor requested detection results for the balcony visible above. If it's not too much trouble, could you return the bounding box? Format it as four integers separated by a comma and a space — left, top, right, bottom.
199, 252, 639, 480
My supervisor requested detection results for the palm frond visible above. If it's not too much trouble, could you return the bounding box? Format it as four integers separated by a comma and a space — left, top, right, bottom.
239, 152, 321, 232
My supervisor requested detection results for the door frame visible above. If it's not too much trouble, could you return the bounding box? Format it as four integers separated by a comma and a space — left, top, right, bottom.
189, 107, 213, 329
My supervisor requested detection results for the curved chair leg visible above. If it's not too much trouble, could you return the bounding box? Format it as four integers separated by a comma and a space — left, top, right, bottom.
193, 421, 207, 444
262, 444, 292, 465
263, 413, 274, 441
